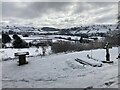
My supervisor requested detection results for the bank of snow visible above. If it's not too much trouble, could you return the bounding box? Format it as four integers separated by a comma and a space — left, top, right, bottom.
0, 46, 51, 60
2, 47, 119, 88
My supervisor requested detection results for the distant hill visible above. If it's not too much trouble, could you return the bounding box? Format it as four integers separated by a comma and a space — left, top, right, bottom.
0, 24, 119, 36
41, 27, 59, 31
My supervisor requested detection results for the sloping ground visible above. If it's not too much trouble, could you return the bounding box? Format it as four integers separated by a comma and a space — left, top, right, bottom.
0, 62, 1, 90
0, 47, 51, 60
2, 47, 119, 88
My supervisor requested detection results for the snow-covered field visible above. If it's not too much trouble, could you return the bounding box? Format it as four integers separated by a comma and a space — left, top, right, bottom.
0, 47, 51, 60
2, 47, 119, 88
0, 34, 2, 89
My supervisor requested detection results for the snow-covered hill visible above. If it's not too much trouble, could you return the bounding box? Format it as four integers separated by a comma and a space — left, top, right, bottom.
2, 47, 119, 88
74, 24, 118, 35
1, 24, 118, 35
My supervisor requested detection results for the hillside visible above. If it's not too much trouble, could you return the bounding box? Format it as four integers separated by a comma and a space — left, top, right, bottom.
2, 47, 119, 88
1, 24, 118, 35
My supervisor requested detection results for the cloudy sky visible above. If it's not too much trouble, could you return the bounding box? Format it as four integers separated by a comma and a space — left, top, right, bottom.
1, 1, 118, 28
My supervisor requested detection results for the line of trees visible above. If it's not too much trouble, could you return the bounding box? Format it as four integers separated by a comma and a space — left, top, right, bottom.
51, 40, 105, 53
2, 32, 29, 48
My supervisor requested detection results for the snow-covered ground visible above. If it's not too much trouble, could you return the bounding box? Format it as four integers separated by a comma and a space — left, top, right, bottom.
0, 47, 51, 60
8, 35, 82, 44
0, 34, 2, 89
2, 47, 119, 88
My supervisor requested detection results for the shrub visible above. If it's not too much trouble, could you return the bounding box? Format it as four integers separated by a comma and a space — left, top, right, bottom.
12, 34, 29, 48
2, 32, 11, 44
51, 40, 105, 53
51, 41, 83, 53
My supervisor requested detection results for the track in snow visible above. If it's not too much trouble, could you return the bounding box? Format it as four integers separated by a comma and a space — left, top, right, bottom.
75, 58, 103, 67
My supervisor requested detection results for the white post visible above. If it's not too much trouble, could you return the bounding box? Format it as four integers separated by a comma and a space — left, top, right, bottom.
91, 41, 93, 58
91, 49, 92, 58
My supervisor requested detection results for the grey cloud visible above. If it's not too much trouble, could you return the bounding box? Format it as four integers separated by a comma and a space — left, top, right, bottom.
95, 14, 117, 24
2, 2, 118, 28
73, 2, 92, 14
73, 2, 117, 24
0, 2, 2, 19
118, 2, 120, 23
88, 2, 116, 7
74, 2, 117, 14
2, 2, 25, 18
2, 2, 71, 19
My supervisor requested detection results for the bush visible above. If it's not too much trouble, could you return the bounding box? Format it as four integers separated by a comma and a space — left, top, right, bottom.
2, 32, 11, 44
22, 34, 29, 37
51, 40, 105, 53
51, 41, 84, 53
12, 34, 29, 48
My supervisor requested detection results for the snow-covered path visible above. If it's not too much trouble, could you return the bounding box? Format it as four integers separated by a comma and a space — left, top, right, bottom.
2, 47, 119, 88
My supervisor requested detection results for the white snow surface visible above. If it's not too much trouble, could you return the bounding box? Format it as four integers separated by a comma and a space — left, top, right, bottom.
2, 47, 119, 88
0, 47, 51, 60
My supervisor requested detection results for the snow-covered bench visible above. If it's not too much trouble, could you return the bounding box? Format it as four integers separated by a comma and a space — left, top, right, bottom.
15, 52, 29, 65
